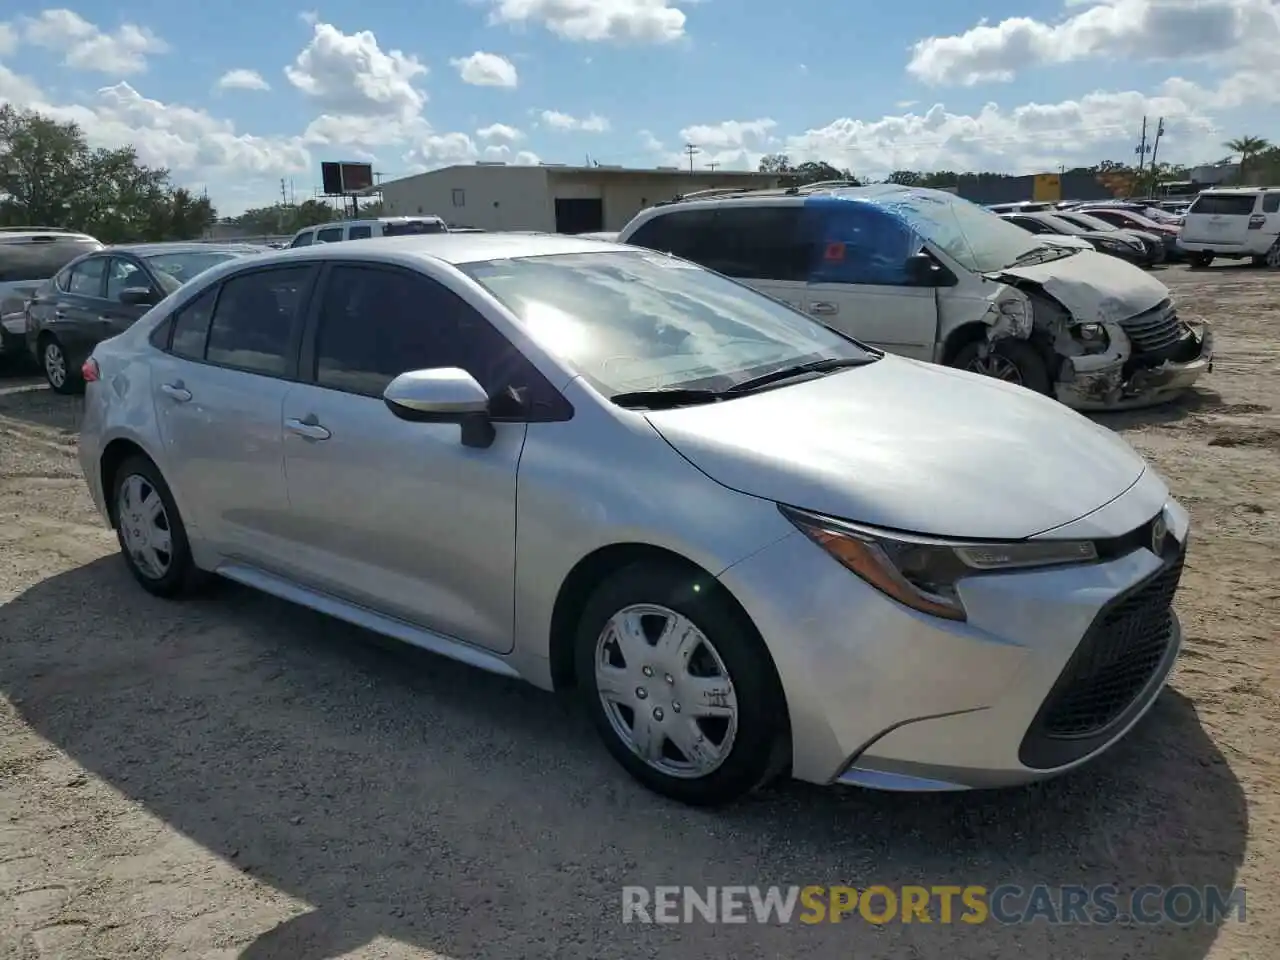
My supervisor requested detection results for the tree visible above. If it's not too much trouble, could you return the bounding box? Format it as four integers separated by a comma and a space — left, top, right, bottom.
0, 104, 216, 241
1224, 135, 1271, 182
227, 199, 338, 236
757, 154, 859, 187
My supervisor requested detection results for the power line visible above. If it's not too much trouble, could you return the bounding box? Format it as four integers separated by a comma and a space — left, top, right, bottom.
683, 142, 700, 172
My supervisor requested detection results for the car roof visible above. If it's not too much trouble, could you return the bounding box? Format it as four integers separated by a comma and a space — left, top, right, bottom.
229, 232, 633, 268
0, 230, 99, 244
102, 242, 251, 256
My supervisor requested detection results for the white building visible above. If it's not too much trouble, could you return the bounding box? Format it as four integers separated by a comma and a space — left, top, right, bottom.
368, 163, 782, 233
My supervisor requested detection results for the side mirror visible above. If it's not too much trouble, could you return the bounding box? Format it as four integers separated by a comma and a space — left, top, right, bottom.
905, 253, 938, 286
119, 286, 158, 306
382, 367, 495, 448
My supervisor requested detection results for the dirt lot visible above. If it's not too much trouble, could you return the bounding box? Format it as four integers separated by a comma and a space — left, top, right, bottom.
1, 263, 1277, 959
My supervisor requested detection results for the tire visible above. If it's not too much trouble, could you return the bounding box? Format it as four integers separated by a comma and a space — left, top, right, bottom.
1264, 241, 1280, 269
950, 339, 1052, 395
39, 335, 82, 395
1189, 252, 1214, 269
574, 562, 789, 806
110, 455, 203, 598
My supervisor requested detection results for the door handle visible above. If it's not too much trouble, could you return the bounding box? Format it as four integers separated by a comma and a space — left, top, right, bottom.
285, 417, 331, 442
809, 301, 839, 316
160, 382, 192, 402
54, 309, 67, 319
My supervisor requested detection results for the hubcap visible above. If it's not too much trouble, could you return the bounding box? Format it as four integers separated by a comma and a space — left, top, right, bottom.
44, 343, 66, 387
594, 604, 738, 779
116, 474, 173, 580
966, 351, 1023, 384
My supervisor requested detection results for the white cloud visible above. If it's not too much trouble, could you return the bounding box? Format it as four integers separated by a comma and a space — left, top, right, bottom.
22, 9, 167, 75
404, 132, 539, 169
908, 0, 1279, 86
638, 129, 664, 152
0, 23, 16, 56
217, 68, 270, 92
477, 122, 523, 141
285, 22, 427, 119
539, 109, 610, 132
450, 51, 519, 88
486, 0, 687, 42
680, 118, 776, 150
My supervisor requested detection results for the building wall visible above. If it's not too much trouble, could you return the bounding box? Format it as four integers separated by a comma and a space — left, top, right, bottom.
547, 171, 779, 231
955, 173, 1114, 205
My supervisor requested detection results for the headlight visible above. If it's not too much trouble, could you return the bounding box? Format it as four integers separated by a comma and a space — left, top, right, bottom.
995, 298, 1032, 337
1072, 321, 1109, 351
780, 505, 1099, 622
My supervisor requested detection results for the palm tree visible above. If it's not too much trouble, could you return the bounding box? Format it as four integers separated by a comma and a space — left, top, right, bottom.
1224, 135, 1271, 182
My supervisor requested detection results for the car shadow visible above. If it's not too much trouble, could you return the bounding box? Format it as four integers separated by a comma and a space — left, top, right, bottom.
1088, 386, 1234, 431
0, 558, 1248, 960
0, 380, 82, 435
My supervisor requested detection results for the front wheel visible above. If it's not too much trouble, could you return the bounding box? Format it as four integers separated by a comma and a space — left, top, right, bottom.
1189, 252, 1214, 269
951, 339, 1052, 395
575, 563, 788, 806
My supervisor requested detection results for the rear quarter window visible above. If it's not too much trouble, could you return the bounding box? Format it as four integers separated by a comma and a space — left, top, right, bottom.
382, 220, 447, 236
0, 238, 102, 283
1262, 194, 1280, 214
1190, 194, 1259, 216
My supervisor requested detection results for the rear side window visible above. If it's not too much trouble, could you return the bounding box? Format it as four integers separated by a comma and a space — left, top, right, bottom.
625, 209, 718, 263
383, 219, 446, 236
347, 225, 373, 240
290, 231, 314, 248
702, 207, 813, 282
169, 287, 220, 359
204, 267, 311, 376
810, 202, 921, 286
1190, 194, 1258, 216
316, 227, 344, 243
0, 237, 101, 283
1263, 194, 1280, 214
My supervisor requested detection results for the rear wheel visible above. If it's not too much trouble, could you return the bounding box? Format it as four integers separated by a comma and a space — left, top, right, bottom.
951, 339, 1052, 395
1189, 252, 1214, 269
40, 335, 81, 395
111, 455, 203, 598
1262, 242, 1280, 269
575, 562, 788, 806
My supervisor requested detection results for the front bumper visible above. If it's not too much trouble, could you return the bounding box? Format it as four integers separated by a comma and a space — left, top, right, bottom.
716, 473, 1188, 790
1057, 320, 1213, 411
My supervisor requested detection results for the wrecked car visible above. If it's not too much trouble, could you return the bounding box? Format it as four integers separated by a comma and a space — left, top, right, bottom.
616, 184, 1212, 410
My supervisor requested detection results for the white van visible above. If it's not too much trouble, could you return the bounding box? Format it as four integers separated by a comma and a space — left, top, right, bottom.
1177, 188, 1280, 267
288, 216, 448, 248
616, 184, 1213, 410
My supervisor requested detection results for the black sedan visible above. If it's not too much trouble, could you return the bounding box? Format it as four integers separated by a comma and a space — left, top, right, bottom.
24, 242, 259, 393
1000, 212, 1162, 268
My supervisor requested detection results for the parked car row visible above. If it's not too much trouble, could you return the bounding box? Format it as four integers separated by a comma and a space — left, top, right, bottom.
77, 217, 1195, 807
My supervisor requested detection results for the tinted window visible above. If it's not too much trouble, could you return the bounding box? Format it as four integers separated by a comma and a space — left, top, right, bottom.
106, 258, 147, 301
312, 266, 552, 414
1263, 194, 1280, 213
68, 257, 107, 296
205, 267, 310, 375
383, 219, 446, 236
701, 207, 813, 282
0, 237, 101, 282
1008, 216, 1044, 232
170, 286, 220, 359
625, 209, 718, 263
810, 202, 921, 285
144, 251, 239, 287
347, 225, 373, 240
316, 228, 344, 243
1190, 194, 1258, 216
290, 231, 314, 248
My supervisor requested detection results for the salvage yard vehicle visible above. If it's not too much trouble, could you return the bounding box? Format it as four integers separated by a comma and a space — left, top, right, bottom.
1000, 211, 1156, 267
78, 234, 1191, 806
288, 215, 449, 247
0, 227, 102, 363
24, 242, 259, 394
618, 184, 1212, 410
1177, 187, 1280, 268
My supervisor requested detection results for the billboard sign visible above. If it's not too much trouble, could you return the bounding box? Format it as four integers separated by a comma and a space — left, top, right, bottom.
321, 161, 375, 196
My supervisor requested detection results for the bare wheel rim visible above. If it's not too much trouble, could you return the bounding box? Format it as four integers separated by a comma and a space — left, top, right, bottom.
117, 474, 174, 580
965, 351, 1023, 383
594, 603, 739, 779
1267, 244, 1280, 268
44, 342, 66, 387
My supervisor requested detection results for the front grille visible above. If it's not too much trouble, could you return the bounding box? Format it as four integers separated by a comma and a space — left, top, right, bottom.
1119, 298, 1184, 353
1019, 541, 1184, 769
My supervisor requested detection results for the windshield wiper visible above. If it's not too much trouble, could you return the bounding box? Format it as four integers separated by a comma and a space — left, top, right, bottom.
610, 388, 727, 410
727, 357, 876, 394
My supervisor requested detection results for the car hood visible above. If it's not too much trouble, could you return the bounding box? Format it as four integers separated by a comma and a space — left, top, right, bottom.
988, 247, 1169, 324
645, 356, 1147, 540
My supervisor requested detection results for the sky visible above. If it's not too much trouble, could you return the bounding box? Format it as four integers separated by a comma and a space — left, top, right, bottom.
0, 0, 1276, 216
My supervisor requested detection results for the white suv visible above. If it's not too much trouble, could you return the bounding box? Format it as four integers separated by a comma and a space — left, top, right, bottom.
1177, 188, 1280, 268
288, 216, 448, 247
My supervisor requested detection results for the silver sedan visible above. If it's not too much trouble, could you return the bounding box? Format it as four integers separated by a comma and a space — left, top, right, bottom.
76, 234, 1189, 805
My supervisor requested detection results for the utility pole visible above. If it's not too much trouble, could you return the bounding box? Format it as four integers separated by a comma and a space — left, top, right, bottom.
1146, 117, 1166, 198
1134, 116, 1149, 183
684, 142, 700, 173
280, 178, 287, 206
707, 161, 720, 171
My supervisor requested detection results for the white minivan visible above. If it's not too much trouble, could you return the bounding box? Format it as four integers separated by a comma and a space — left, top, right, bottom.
288, 216, 448, 248
1177, 188, 1280, 268
617, 184, 1212, 410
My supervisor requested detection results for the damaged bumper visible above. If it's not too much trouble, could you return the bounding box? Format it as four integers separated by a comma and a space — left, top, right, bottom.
1056, 320, 1213, 411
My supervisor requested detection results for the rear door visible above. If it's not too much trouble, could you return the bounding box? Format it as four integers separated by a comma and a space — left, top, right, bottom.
315, 226, 345, 244
1182, 193, 1259, 248
803, 200, 939, 360
39, 255, 110, 364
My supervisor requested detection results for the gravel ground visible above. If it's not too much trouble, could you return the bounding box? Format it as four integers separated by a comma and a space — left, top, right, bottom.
1, 263, 1277, 959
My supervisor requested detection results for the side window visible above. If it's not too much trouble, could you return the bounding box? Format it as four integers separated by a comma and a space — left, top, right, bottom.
809, 203, 921, 286
625, 209, 718, 264
105, 258, 147, 301
316, 227, 344, 243
312, 265, 565, 418
703, 207, 813, 282
290, 231, 314, 248
169, 286, 220, 359
347, 225, 373, 240
205, 267, 311, 376
68, 257, 107, 296
1263, 194, 1280, 214
1009, 217, 1042, 233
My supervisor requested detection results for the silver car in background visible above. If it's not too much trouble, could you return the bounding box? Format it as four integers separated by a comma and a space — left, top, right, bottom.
76, 235, 1189, 806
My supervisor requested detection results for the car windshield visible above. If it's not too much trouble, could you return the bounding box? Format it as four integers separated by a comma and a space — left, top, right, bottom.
460, 250, 876, 395
869, 189, 1058, 273
143, 250, 242, 291
1033, 214, 1090, 235
1061, 212, 1117, 232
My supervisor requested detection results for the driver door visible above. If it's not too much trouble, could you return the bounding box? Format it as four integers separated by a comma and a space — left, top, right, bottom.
100, 256, 157, 338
